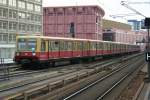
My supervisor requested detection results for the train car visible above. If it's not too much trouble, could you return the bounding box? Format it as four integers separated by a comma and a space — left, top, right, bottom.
14, 36, 140, 66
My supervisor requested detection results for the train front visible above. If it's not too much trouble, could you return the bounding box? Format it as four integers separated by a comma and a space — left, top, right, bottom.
14, 36, 39, 65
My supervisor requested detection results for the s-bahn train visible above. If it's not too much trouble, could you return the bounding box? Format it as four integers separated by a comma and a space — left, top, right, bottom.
14, 36, 140, 66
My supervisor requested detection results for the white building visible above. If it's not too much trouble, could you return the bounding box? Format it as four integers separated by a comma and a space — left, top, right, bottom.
0, 0, 42, 59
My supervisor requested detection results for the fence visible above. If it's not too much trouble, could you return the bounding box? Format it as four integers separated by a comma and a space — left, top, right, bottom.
0, 58, 10, 80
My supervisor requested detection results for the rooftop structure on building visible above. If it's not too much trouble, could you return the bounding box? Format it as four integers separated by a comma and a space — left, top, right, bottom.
43, 5, 105, 40
0, 0, 42, 59
103, 19, 131, 31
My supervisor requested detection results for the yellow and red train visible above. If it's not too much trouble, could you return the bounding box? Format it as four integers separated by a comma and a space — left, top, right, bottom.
14, 36, 140, 66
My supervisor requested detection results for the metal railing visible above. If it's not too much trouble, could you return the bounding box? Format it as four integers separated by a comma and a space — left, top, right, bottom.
0, 58, 9, 80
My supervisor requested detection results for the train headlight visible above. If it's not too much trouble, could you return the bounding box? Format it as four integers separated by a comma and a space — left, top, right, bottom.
32, 52, 36, 56
16, 52, 20, 56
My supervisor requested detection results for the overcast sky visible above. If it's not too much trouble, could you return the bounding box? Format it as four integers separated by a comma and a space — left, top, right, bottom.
43, 0, 150, 23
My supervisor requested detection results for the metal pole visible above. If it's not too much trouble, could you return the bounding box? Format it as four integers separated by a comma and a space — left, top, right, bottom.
148, 27, 150, 80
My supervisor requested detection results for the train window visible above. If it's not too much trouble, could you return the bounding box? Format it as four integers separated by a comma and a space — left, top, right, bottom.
18, 38, 27, 51
27, 39, 36, 51
55, 41, 59, 50
109, 43, 112, 51
51, 41, 59, 51
90, 42, 92, 50
99, 42, 103, 50
85, 42, 89, 50
64, 41, 68, 50
68, 41, 72, 51
17, 38, 36, 51
72, 42, 76, 50
59, 41, 64, 50
77, 41, 82, 50
103, 42, 106, 50
107, 43, 110, 51
41, 40, 46, 51
90, 42, 95, 50
48, 41, 52, 51
83, 42, 86, 50
93, 42, 97, 50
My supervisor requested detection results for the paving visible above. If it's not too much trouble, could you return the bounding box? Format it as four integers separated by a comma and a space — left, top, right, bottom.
137, 64, 150, 100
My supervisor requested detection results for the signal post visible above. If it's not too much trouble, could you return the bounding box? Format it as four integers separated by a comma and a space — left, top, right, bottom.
145, 18, 150, 82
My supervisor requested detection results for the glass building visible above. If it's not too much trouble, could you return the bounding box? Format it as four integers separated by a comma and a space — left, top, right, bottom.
128, 20, 143, 31
0, 0, 42, 59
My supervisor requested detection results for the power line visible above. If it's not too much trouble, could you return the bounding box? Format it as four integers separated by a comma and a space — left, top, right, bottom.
127, 2, 150, 4
121, 1, 146, 18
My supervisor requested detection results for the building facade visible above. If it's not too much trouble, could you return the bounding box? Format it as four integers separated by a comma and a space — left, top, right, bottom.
0, 0, 42, 59
102, 19, 146, 44
43, 6, 105, 40
103, 29, 146, 45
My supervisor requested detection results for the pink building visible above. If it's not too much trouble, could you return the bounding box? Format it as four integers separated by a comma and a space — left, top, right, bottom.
43, 5, 105, 40
103, 29, 147, 44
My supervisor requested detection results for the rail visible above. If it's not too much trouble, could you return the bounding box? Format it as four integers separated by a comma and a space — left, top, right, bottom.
63, 56, 144, 100
1, 53, 144, 99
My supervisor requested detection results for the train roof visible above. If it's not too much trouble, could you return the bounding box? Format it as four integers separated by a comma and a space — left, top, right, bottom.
17, 35, 138, 46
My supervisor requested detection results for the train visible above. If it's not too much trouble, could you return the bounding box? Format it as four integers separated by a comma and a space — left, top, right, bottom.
14, 35, 140, 67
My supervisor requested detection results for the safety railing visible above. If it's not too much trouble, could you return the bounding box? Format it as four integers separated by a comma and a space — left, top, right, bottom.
0, 58, 10, 80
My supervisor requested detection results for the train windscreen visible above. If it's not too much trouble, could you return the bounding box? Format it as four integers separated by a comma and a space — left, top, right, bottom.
17, 38, 36, 51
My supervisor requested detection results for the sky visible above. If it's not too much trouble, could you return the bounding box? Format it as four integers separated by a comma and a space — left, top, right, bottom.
43, 0, 150, 23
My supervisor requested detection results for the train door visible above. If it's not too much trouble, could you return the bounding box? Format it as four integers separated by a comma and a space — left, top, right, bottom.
82, 41, 89, 57
87, 41, 90, 56
72, 41, 77, 57
103, 42, 107, 55
89, 41, 92, 56
40, 39, 48, 60
68, 41, 73, 58
49, 40, 59, 58
100, 42, 103, 55
73, 41, 82, 57
93, 42, 97, 56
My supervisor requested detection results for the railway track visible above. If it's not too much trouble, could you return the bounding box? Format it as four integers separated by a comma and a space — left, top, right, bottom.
0, 52, 140, 81
0, 58, 114, 81
0, 58, 118, 93
63, 55, 144, 100
0, 53, 143, 99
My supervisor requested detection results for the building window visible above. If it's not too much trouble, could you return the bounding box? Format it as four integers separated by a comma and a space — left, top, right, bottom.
19, 23, 26, 32
27, 13, 34, 21
9, 34, 16, 42
9, 34, 13, 42
0, 21, 2, 29
35, 15, 41, 22
38, 26, 41, 32
35, 0, 41, 3
0, 34, 2, 41
9, 0, 16, 7
9, 22, 17, 30
0, 34, 8, 42
27, 13, 31, 21
13, 34, 16, 41
9, 10, 17, 19
0, 21, 7, 30
35, 25, 41, 32
27, 24, 34, 31
27, 3, 33, 11
3, 34, 7, 42
18, 0, 25, 9
35, 5, 41, 12
18, 12, 26, 20
0, 8, 8, 18
0, 0, 7, 5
